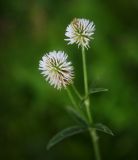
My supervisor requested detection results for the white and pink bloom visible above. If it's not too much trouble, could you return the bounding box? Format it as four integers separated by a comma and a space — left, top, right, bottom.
39, 51, 74, 90
65, 18, 95, 49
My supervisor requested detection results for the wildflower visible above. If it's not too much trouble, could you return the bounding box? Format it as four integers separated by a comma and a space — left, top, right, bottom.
65, 18, 95, 49
39, 51, 74, 90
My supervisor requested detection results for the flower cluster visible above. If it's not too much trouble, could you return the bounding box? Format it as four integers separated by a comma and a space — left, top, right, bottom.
39, 51, 74, 90
65, 18, 95, 49
39, 18, 95, 89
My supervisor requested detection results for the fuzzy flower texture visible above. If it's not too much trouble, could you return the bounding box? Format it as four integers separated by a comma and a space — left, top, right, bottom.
39, 51, 74, 90
65, 18, 95, 49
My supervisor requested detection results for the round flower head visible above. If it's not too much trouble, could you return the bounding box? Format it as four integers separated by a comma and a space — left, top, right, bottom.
39, 51, 74, 90
65, 18, 95, 49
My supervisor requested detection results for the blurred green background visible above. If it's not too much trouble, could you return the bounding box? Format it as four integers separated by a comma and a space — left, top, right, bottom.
0, 0, 138, 159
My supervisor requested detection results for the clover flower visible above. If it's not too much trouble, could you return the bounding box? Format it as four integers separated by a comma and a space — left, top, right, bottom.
39, 51, 74, 90
65, 18, 95, 49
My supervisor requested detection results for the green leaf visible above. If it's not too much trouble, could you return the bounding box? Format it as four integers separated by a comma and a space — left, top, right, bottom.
67, 107, 89, 127
89, 88, 108, 94
94, 123, 114, 136
80, 88, 108, 105
47, 126, 87, 150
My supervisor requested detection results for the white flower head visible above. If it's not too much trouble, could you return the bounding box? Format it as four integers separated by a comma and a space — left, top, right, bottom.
39, 51, 74, 90
65, 18, 95, 49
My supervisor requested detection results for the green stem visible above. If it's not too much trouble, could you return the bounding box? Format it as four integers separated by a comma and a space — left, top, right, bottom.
72, 85, 82, 100
89, 128, 101, 160
81, 46, 101, 160
66, 87, 86, 121
81, 47, 92, 123
66, 87, 78, 110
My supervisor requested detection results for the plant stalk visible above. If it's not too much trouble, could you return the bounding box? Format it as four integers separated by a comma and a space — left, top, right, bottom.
66, 88, 78, 110
81, 46, 101, 160
66, 87, 87, 121
81, 47, 92, 122
72, 85, 82, 100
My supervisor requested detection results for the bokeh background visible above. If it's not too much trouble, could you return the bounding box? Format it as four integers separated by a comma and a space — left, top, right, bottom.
0, 0, 138, 159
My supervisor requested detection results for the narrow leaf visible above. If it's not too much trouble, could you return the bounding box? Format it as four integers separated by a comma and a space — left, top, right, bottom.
94, 123, 114, 136
80, 88, 108, 106
67, 107, 89, 127
47, 126, 87, 150
89, 88, 108, 94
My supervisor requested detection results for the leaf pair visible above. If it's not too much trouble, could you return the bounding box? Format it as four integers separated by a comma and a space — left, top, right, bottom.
47, 123, 113, 150
47, 107, 113, 150
47, 88, 112, 150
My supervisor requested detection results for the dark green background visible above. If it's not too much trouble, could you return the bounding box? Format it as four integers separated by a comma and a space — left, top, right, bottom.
0, 0, 138, 159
